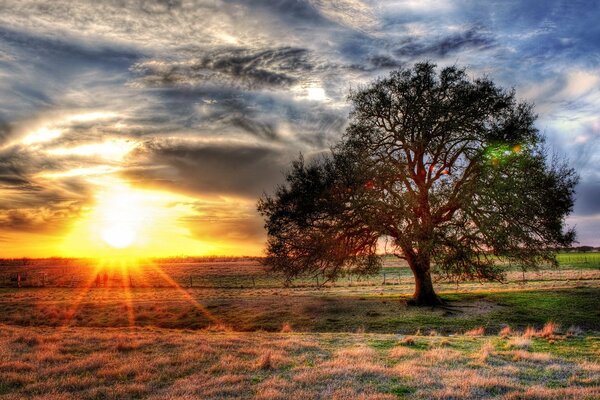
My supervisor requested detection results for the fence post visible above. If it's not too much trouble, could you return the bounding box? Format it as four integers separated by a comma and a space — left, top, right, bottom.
189, 275, 193, 288
252, 277, 256, 288
383, 271, 386, 285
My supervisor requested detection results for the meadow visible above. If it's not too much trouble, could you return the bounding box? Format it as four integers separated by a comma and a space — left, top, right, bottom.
0, 254, 599, 399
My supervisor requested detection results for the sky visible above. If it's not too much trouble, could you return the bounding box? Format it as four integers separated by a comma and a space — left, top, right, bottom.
0, 0, 599, 257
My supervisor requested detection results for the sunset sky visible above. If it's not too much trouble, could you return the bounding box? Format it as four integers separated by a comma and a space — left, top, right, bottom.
0, 0, 599, 257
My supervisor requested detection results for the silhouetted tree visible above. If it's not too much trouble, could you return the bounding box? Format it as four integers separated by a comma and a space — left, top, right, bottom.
258, 63, 578, 305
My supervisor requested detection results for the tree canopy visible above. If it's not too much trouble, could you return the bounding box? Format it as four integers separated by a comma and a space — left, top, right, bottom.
258, 62, 578, 305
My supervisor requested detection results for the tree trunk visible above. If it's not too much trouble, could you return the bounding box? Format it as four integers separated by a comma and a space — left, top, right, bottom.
407, 256, 443, 306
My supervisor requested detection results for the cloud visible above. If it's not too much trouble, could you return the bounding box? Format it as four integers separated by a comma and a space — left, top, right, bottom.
182, 200, 265, 243
0, 202, 82, 233
123, 140, 292, 198
308, 0, 378, 33
394, 26, 495, 59
130, 47, 315, 90
574, 181, 600, 217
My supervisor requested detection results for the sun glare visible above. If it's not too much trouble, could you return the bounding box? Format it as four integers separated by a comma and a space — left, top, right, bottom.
59, 179, 226, 258
307, 87, 326, 101
101, 224, 136, 248
94, 188, 148, 250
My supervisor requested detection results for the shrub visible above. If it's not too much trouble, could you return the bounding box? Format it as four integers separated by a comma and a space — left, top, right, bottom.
499, 326, 512, 338
523, 326, 537, 338
465, 327, 485, 336
539, 322, 559, 338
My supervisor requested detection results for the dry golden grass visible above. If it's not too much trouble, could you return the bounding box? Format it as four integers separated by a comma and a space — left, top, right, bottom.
0, 258, 598, 399
464, 326, 485, 336
508, 336, 532, 350
539, 321, 559, 338
0, 325, 599, 399
399, 336, 416, 345
478, 340, 495, 363
499, 325, 512, 338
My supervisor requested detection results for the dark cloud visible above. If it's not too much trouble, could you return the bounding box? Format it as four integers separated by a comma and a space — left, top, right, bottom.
574, 181, 600, 217
0, 26, 140, 74
139, 0, 183, 14
223, 0, 327, 27
182, 201, 265, 243
0, 26, 141, 123
0, 150, 90, 235
187, 217, 265, 243
131, 47, 314, 90
367, 55, 403, 70
0, 146, 42, 189
0, 202, 82, 233
394, 27, 495, 59
123, 140, 291, 198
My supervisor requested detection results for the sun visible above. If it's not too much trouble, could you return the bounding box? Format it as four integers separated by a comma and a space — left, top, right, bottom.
101, 224, 136, 248
60, 178, 233, 258
93, 187, 147, 251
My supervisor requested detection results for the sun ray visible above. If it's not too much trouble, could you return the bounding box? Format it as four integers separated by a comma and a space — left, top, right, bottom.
117, 258, 136, 330
58, 260, 104, 329
145, 261, 223, 326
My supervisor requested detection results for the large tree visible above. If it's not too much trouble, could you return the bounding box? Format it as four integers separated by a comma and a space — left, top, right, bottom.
258, 63, 578, 306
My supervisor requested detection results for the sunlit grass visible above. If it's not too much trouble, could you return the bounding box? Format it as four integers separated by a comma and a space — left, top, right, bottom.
0, 325, 598, 399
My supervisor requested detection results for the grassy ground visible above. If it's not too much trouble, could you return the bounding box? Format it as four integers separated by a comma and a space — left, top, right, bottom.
0, 257, 599, 399
0, 287, 598, 334
0, 325, 598, 400
1, 252, 598, 289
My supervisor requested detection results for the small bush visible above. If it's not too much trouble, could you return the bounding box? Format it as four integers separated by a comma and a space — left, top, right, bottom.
499, 326, 512, 338
465, 327, 485, 336
523, 326, 537, 338
539, 322, 559, 338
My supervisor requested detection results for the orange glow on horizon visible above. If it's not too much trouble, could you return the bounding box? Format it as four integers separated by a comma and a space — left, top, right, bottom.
50, 178, 263, 259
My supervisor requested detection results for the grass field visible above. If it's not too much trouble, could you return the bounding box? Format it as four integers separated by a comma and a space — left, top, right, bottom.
1, 325, 599, 399
0, 254, 599, 399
